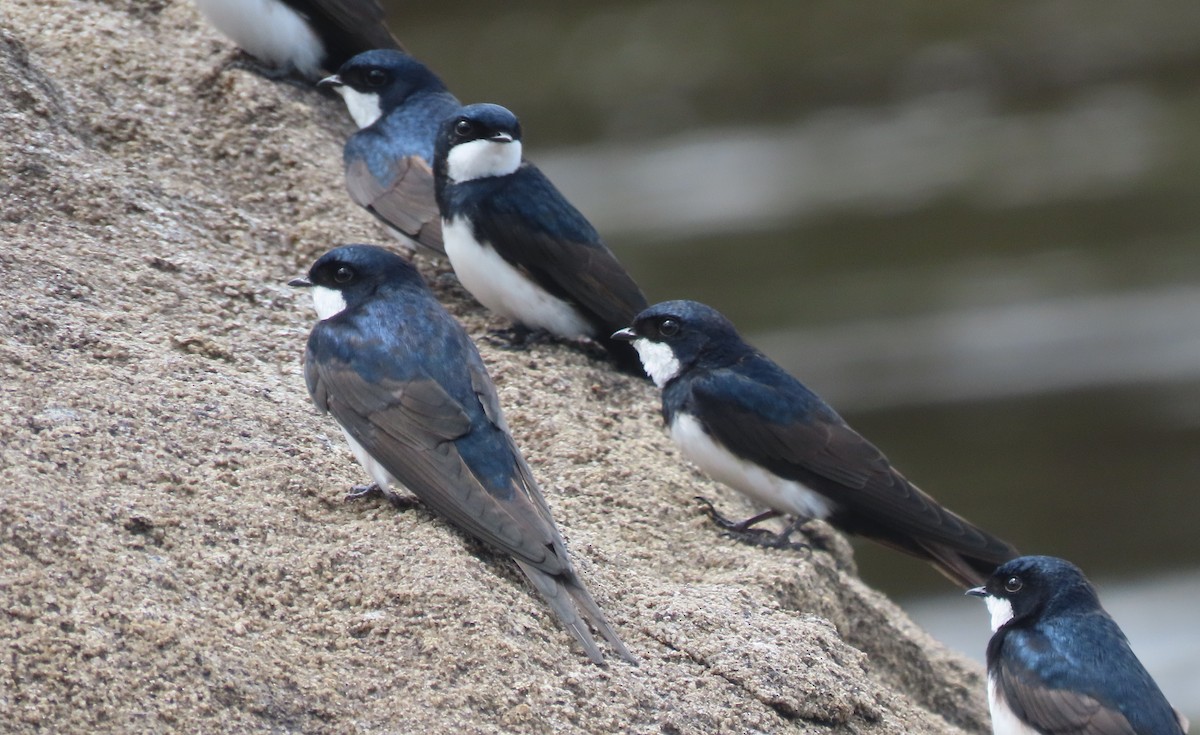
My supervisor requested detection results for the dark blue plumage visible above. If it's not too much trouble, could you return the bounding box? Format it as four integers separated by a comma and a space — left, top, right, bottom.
432, 103, 648, 375
292, 244, 634, 665
320, 51, 460, 254
614, 299, 1018, 587
968, 556, 1187, 735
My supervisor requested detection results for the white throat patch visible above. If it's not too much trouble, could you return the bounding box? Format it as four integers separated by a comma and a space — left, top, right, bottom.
632, 339, 681, 388
335, 87, 383, 129
446, 139, 522, 183
985, 595, 1015, 632
311, 286, 348, 320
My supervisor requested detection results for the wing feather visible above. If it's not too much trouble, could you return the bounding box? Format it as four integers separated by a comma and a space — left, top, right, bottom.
306, 353, 561, 570
688, 365, 1016, 561
346, 156, 444, 253
996, 648, 1139, 735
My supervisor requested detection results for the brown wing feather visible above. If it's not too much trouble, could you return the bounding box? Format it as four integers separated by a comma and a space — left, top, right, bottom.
346, 156, 444, 254
310, 0, 401, 51
998, 658, 1140, 735
308, 359, 563, 571
691, 371, 1016, 580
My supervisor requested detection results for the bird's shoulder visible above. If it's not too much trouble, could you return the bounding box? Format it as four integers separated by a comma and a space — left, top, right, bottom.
471, 163, 602, 247
686, 353, 833, 425
994, 616, 1182, 735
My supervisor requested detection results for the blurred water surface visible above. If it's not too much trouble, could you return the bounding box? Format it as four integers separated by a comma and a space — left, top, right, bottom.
382, 1, 1200, 713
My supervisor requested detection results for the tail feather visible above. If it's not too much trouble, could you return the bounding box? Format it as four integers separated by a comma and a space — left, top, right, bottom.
516, 560, 636, 665
917, 540, 1019, 588
563, 577, 638, 666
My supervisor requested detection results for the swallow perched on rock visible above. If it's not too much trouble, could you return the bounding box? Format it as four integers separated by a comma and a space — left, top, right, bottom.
319, 50, 460, 255
433, 103, 649, 374
968, 556, 1189, 735
193, 0, 402, 79
292, 244, 635, 664
614, 299, 1018, 587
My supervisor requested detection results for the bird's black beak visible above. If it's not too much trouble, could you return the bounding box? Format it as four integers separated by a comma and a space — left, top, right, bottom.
611, 327, 636, 342
289, 277, 312, 288
317, 74, 343, 90
489, 132, 514, 143
965, 586, 987, 597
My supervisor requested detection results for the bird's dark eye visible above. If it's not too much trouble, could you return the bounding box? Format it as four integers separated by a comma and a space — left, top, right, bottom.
334, 266, 354, 284
364, 69, 387, 87
454, 119, 474, 138
658, 318, 680, 337
1004, 576, 1023, 593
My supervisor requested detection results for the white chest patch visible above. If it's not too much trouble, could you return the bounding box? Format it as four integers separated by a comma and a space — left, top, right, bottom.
334, 87, 383, 129
446, 139, 522, 183
632, 339, 681, 388
441, 217, 591, 339
194, 0, 323, 77
670, 414, 833, 520
985, 595, 1015, 632
311, 286, 347, 320
988, 675, 1040, 735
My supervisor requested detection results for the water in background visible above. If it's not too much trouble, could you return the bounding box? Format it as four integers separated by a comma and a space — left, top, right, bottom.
383, 0, 1200, 714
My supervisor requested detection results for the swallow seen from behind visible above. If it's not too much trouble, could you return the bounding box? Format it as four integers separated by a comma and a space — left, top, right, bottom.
319, 50, 460, 255
292, 244, 634, 664
433, 103, 649, 374
193, 0, 402, 79
614, 300, 1018, 587
968, 556, 1189, 735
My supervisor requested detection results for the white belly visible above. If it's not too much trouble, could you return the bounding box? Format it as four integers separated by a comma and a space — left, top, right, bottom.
442, 217, 592, 339
988, 675, 1041, 735
670, 414, 832, 520
194, 0, 323, 76
340, 427, 395, 491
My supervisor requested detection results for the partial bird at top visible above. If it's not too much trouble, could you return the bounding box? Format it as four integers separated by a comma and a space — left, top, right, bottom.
193, 0, 402, 79
320, 50, 460, 255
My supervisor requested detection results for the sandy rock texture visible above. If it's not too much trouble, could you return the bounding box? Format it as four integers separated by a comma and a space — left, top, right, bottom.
0, 1, 989, 733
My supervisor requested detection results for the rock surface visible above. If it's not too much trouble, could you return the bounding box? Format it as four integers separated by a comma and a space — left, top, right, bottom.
0, 2, 988, 732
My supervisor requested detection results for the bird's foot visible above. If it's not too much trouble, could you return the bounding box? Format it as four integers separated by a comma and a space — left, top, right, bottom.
202, 49, 313, 88
486, 325, 551, 350
344, 483, 420, 510
345, 483, 382, 501
694, 497, 811, 552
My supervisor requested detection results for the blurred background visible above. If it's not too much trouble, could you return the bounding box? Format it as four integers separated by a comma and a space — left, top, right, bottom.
383, 0, 1199, 713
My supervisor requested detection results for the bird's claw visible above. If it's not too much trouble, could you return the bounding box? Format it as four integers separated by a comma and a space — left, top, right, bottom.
344, 483, 419, 510
693, 496, 810, 553
345, 482, 383, 501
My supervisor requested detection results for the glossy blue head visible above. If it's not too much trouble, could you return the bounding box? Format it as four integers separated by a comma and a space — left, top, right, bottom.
290, 244, 422, 321
967, 555, 1102, 632
613, 300, 747, 387
319, 50, 449, 128
434, 103, 524, 185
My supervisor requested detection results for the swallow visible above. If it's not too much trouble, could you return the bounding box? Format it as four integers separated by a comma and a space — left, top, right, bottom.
614, 299, 1019, 587
292, 244, 635, 664
319, 50, 460, 254
193, 0, 402, 79
433, 103, 649, 374
968, 556, 1189, 735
